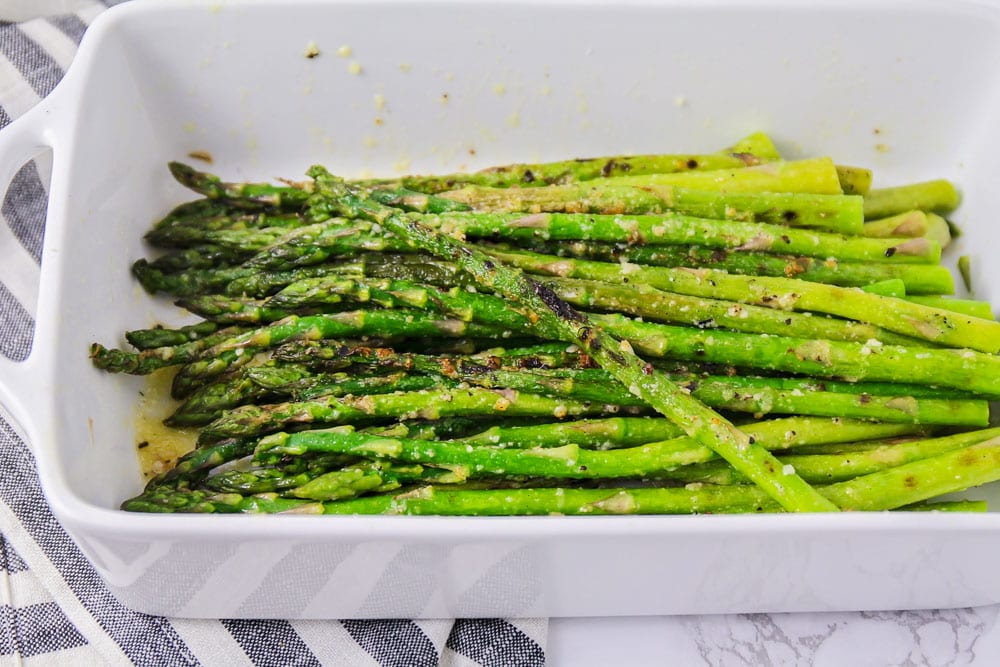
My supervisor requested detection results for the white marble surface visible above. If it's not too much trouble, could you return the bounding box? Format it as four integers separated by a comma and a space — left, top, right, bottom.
548, 607, 1000, 665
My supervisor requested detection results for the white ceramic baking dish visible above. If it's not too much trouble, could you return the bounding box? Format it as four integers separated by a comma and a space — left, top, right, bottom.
2, 0, 1000, 619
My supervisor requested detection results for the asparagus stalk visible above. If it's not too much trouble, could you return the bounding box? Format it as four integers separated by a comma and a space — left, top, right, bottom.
90, 310, 510, 374
512, 241, 954, 295
544, 277, 921, 346
863, 180, 961, 219
145, 225, 290, 252
252, 427, 764, 480
836, 165, 873, 195
518, 158, 844, 195
146, 211, 306, 247
421, 211, 936, 264
125, 321, 221, 350
135, 250, 456, 297
167, 365, 450, 426
169, 348, 267, 399
247, 360, 985, 425
589, 314, 1000, 396
820, 437, 1000, 510
255, 340, 981, 420
441, 183, 863, 233
250, 433, 1000, 512
143, 437, 257, 489
671, 427, 1000, 485
307, 166, 839, 512
97, 302, 1000, 398
905, 296, 994, 320
489, 248, 1000, 352
182, 274, 923, 347
124, 484, 990, 515
253, 420, 944, 484
169, 162, 311, 209
165, 364, 280, 426
143, 204, 907, 268
200, 386, 630, 443
357, 133, 778, 193
168, 161, 471, 214
146, 244, 250, 272
451, 416, 928, 451
239, 436, 1000, 515
289, 344, 985, 424
273, 340, 595, 372
151, 198, 236, 230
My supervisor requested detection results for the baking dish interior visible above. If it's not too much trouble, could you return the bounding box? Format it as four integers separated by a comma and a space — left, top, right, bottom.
36, 0, 1000, 511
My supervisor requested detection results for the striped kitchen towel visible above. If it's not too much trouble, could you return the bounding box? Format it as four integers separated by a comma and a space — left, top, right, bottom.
0, 2, 546, 665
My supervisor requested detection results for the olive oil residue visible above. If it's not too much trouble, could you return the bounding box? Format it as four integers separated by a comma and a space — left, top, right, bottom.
134, 368, 198, 479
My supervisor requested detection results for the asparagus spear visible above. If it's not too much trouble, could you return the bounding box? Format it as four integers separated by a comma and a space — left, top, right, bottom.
150, 198, 236, 230
167, 360, 450, 426
143, 204, 908, 268
441, 183, 863, 233
589, 314, 1000, 396
135, 251, 443, 297
200, 386, 631, 443
250, 433, 1000, 513
905, 296, 994, 320
420, 211, 936, 264
146, 244, 251, 272
670, 427, 1000, 485
273, 340, 596, 372
820, 437, 1000, 510
132, 259, 249, 296
451, 416, 928, 451
251, 421, 966, 485
169, 348, 267, 399
489, 248, 1000, 352
863, 180, 961, 219
543, 277, 921, 346
503, 157, 844, 195
251, 428, 757, 480
237, 360, 986, 425
97, 301, 1000, 397
165, 363, 280, 426
124, 485, 990, 515
307, 166, 839, 512
510, 241, 954, 295
143, 437, 257, 489
357, 132, 778, 193
284, 345, 985, 424
169, 162, 311, 209
125, 321, 221, 350
441, 179, 864, 234
146, 211, 306, 247
145, 225, 291, 252
181, 275, 923, 347
240, 436, 1000, 515
168, 161, 471, 214
263, 340, 980, 413
835, 165, 873, 195
90, 310, 511, 374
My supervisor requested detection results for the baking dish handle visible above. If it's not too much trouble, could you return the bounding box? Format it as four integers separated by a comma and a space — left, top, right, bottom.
0, 103, 58, 437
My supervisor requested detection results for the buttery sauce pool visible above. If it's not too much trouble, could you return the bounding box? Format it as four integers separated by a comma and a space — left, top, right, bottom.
134, 368, 198, 479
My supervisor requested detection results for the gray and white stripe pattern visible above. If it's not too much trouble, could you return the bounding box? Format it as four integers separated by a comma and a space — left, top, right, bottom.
0, 2, 546, 664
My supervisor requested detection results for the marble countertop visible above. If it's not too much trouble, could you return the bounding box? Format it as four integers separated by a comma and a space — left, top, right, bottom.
548, 607, 1000, 665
